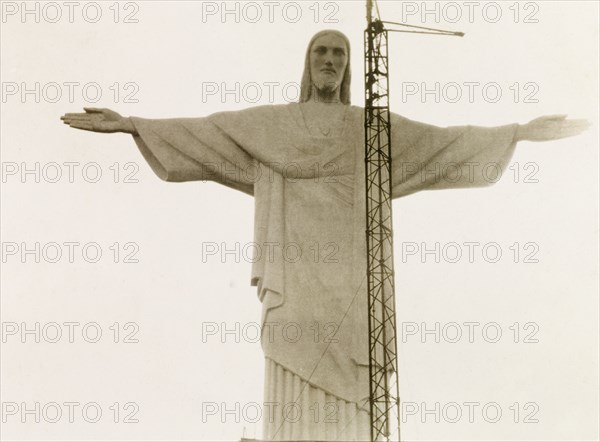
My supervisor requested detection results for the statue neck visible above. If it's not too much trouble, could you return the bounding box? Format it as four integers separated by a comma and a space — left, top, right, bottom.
309, 84, 342, 104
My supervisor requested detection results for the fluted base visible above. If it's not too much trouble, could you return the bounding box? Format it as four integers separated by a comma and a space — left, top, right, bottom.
262, 358, 370, 441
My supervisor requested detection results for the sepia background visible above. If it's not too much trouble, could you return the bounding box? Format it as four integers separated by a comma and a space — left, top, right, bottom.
1, 1, 598, 440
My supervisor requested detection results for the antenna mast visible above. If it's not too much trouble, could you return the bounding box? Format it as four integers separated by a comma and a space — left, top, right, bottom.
363, 2, 464, 440
364, 1, 399, 440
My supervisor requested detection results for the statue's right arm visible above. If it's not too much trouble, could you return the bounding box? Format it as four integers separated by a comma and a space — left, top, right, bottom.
61, 106, 257, 196
61, 108, 138, 135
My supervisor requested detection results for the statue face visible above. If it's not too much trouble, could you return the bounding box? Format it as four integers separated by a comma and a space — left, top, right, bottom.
309, 34, 348, 96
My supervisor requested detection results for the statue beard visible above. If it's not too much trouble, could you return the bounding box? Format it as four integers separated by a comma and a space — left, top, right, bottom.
312, 79, 340, 101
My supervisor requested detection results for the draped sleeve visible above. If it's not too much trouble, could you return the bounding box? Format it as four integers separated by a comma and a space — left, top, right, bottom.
390, 113, 519, 198
130, 105, 286, 196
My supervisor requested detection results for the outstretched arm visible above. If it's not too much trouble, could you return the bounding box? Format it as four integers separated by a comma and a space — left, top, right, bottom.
61, 108, 138, 135
390, 113, 590, 199
60, 107, 262, 195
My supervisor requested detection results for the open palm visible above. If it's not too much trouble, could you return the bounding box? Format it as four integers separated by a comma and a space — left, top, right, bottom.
519, 115, 590, 142
61, 108, 125, 133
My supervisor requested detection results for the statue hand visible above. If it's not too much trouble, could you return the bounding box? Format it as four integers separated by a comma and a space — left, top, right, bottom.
517, 115, 590, 142
60, 108, 136, 134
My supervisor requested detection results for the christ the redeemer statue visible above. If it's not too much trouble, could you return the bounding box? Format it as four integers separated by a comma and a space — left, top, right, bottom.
61, 30, 588, 442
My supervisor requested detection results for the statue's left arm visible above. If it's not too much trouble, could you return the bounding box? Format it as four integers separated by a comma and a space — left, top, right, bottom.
390, 113, 589, 198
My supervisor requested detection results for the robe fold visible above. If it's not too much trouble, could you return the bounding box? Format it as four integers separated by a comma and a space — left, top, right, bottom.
131, 103, 518, 440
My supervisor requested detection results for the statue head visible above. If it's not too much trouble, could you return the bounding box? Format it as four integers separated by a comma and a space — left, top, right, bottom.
300, 30, 351, 105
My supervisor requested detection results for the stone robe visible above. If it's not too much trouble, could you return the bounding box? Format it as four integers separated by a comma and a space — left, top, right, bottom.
130, 103, 518, 440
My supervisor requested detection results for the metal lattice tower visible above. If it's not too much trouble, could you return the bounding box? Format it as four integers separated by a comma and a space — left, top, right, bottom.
364, 3, 400, 441
363, 2, 464, 441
